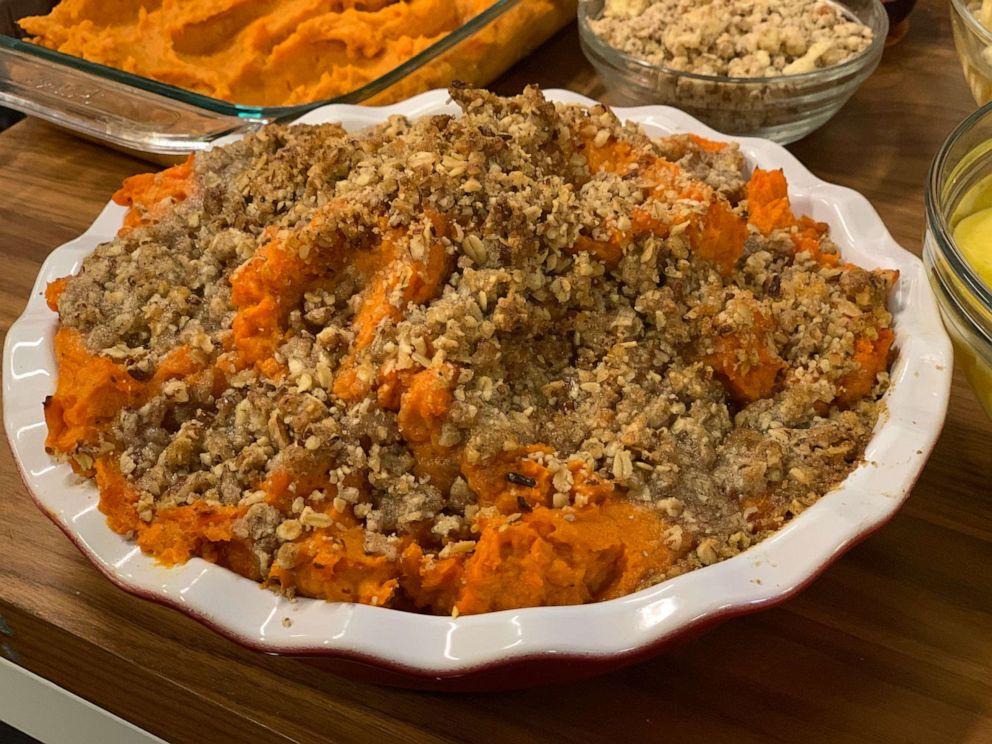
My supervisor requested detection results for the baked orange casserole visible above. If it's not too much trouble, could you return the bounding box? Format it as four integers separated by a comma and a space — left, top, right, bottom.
44, 87, 897, 615
20, 0, 575, 105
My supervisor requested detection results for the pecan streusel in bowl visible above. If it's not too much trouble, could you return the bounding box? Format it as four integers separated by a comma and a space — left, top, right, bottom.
579, 0, 888, 143
4, 87, 950, 686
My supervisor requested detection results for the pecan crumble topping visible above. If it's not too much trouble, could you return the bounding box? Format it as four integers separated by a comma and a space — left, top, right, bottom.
44, 87, 896, 615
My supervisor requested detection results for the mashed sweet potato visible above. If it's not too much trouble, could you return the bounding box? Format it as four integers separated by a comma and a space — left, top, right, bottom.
21, 0, 575, 106
43, 87, 897, 615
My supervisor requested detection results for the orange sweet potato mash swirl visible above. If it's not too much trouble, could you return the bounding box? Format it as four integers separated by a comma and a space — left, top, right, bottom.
21, 0, 575, 106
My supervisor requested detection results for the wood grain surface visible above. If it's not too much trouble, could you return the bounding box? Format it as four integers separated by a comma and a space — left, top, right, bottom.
1, 1, 991, 741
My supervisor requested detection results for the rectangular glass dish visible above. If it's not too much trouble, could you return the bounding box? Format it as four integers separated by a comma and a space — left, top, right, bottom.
0, 0, 575, 155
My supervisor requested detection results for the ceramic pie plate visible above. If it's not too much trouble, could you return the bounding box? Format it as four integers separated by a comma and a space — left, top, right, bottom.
3, 89, 952, 690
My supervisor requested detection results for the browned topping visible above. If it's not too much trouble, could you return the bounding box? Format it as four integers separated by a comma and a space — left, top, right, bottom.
45, 86, 895, 615
590, 0, 874, 77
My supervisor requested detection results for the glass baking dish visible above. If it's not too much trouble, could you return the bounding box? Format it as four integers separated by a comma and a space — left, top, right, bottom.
0, 0, 575, 155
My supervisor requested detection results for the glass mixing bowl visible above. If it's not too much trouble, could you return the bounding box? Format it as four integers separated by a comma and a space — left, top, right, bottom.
950, 0, 992, 106
924, 102, 992, 419
577, 0, 888, 144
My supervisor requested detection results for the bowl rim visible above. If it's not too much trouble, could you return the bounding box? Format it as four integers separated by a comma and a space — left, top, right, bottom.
577, 0, 888, 86
951, 0, 992, 47
925, 97, 992, 313
3, 88, 953, 678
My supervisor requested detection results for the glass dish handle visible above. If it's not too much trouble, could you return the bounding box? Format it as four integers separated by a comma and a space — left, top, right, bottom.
0, 44, 265, 155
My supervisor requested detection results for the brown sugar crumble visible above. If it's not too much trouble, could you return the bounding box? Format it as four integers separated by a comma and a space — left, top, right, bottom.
590, 0, 874, 77
43, 86, 897, 616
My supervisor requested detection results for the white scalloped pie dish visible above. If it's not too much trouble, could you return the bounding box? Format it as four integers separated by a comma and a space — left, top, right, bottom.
3, 89, 952, 688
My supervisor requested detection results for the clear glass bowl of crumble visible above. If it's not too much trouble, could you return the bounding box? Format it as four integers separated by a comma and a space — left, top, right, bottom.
578, 0, 888, 143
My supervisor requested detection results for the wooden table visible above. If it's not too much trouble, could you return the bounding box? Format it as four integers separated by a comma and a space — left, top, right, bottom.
2, 1, 990, 741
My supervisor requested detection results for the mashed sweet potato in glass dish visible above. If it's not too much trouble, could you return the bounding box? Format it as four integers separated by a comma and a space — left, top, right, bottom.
19, 0, 575, 106
43, 87, 897, 616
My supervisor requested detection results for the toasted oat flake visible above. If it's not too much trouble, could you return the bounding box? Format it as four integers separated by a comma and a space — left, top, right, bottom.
276, 520, 303, 542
